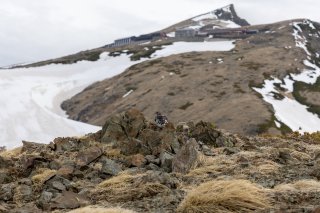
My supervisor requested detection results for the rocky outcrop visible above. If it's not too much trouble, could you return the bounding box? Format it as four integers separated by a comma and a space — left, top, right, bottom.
2, 109, 320, 212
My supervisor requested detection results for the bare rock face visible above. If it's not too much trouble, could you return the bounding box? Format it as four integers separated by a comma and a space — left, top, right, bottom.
214, 4, 250, 26
100, 109, 179, 160
76, 146, 102, 167
172, 138, 200, 174
50, 191, 89, 210
101, 109, 147, 144
190, 121, 236, 147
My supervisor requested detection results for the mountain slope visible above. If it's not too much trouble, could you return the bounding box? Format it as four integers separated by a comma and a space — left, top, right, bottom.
62, 19, 320, 135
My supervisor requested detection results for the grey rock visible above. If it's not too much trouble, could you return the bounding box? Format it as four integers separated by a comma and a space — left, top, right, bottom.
18, 178, 32, 186
172, 138, 200, 174
0, 183, 14, 201
50, 191, 89, 209
14, 184, 33, 202
51, 181, 66, 191
76, 146, 102, 167
38, 191, 53, 209
160, 151, 174, 172
145, 155, 156, 163
22, 141, 46, 153
146, 163, 161, 171
223, 147, 240, 155
0, 171, 12, 184
101, 158, 122, 175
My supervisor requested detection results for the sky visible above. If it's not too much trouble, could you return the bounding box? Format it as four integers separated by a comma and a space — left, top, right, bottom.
1, 0, 320, 67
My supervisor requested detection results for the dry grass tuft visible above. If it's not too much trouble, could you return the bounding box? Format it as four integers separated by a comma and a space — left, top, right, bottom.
31, 169, 56, 190
177, 179, 271, 213
187, 155, 236, 177
291, 151, 311, 161
255, 160, 280, 175
67, 206, 137, 213
275, 180, 320, 192
0, 147, 22, 159
94, 172, 169, 202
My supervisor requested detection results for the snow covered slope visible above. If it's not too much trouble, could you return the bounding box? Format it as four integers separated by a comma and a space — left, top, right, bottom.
0, 41, 234, 149
254, 20, 320, 133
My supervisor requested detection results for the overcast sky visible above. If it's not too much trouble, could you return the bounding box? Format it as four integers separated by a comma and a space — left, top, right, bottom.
1, 0, 320, 67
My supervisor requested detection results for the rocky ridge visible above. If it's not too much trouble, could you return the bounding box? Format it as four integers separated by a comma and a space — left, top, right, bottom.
1, 109, 320, 212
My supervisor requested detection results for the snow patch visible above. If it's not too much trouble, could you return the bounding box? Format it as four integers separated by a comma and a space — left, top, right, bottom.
123, 89, 133, 98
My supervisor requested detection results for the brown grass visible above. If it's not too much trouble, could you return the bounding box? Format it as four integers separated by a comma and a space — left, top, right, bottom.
67, 206, 137, 213
177, 179, 271, 213
31, 169, 56, 190
275, 180, 320, 191
187, 155, 236, 178
0, 147, 22, 159
94, 172, 169, 202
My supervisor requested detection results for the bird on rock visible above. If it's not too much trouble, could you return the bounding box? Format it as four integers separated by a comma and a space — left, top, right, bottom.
154, 112, 168, 128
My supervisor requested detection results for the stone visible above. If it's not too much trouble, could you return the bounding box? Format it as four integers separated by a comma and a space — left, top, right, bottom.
145, 155, 156, 163
101, 109, 147, 144
313, 207, 320, 213
120, 109, 147, 138
119, 138, 144, 155
277, 149, 293, 164
190, 121, 219, 146
51, 181, 66, 191
38, 191, 53, 209
50, 191, 89, 210
160, 151, 174, 172
146, 163, 161, 171
172, 138, 200, 174
21, 141, 46, 153
223, 147, 240, 155
101, 158, 122, 175
76, 146, 102, 167
139, 171, 179, 189
0, 183, 14, 201
18, 178, 32, 186
202, 145, 215, 156
57, 165, 74, 179
53, 138, 80, 152
130, 154, 147, 167
215, 135, 235, 147
13, 184, 33, 202
0, 170, 12, 184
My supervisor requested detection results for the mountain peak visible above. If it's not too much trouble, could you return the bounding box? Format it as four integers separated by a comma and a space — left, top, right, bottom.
192, 4, 250, 27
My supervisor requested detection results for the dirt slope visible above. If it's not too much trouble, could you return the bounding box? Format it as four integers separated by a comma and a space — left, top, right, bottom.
62, 20, 308, 135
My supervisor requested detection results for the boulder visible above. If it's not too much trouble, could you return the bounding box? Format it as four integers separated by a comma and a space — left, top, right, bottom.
21, 141, 46, 153
101, 109, 147, 144
0, 183, 14, 201
50, 191, 89, 210
172, 138, 200, 174
129, 154, 147, 167
100, 158, 122, 175
38, 191, 53, 209
160, 151, 174, 172
190, 121, 235, 147
76, 146, 102, 167
57, 165, 74, 179
53, 137, 81, 152
13, 184, 33, 202
0, 170, 12, 184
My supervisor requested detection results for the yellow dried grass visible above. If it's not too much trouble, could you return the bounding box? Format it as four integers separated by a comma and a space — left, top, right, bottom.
177, 179, 271, 213
275, 180, 320, 191
67, 206, 137, 213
